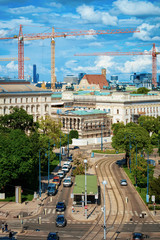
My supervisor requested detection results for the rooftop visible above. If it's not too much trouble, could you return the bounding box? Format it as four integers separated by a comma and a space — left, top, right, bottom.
73, 175, 98, 195
82, 74, 109, 89
63, 109, 107, 116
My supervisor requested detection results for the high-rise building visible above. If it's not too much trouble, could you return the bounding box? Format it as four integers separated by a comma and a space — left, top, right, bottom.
111, 75, 118, 85
33, 64, 37, 83
131, 73, 152, 89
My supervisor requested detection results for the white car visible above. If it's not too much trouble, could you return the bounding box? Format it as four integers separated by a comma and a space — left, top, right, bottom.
120, 179, 128, 186
62, 166, 69, 173
57, 171, 65, 179
63, 177, 72, 187
63, 162, 72, 169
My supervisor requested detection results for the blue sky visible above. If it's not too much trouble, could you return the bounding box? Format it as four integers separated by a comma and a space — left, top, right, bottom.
0, 0, 160, 82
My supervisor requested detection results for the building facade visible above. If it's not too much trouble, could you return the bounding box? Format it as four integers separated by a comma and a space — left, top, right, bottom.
60, 109, 112, 139
0, 81, 52, 121
61, 91, 160, 125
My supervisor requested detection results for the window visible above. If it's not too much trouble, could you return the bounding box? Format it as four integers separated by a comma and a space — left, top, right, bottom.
117, 109, 119, 114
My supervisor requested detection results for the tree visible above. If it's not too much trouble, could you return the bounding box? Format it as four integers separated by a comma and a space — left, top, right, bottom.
112, 124, 152, 168
138, 116, 156, 134
39, 115, 61, 138
72, 150, 92, 175
150, 177, 160, 203
132, 87, 150, 94
69, 129, 79, 143
0, 107, 38, 132
111, 122, 125, 135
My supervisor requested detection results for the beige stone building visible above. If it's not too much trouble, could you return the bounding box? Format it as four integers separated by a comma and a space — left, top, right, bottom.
0, 81, 52, 121
60, 109, 112, 138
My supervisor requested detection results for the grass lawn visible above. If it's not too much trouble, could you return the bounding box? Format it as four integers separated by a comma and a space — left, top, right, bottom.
92, 149, 124, 154
0, 193, 34, 202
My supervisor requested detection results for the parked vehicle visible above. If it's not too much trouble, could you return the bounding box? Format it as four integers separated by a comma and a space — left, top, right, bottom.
73, 146, 79, 149
63, 177, 72, 187
57, 171, 65, 179
53, 176, 61, 187
62, 166, 69, 173
47, 232, 59, 240
55, 214, 66, 227
63, 161, 72, 169
120, 179, 128, 186
56, 202, 66, 212
132, 232, 144, 240
47, 183, 57, 196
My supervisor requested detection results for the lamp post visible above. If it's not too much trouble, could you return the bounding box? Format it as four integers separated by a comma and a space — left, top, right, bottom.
67, 130, 70, 158
102, 180, 107, 240
136, 142, 138, 187
59, 132, 61, 167
146, 151, 149, 203
48, 140, 50, 185
84, 159, 87, 219
39, 148, 47, 198
129, 135, 132, 173
101, 124, 104, 151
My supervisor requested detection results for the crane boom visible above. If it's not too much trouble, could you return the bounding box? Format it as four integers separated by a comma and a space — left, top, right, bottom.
75, 44, 160, 87
0, 25, 140, 88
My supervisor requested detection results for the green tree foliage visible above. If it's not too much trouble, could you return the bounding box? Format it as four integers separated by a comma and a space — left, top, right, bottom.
0, 107, 38, 132
39, 115, 61, 138
69, 129, 79, 143
132, 87, 150, 94
150, 177, 160, 203
111, 122, 125, 135
112, 124, 152, 167
138, 116, 156, 134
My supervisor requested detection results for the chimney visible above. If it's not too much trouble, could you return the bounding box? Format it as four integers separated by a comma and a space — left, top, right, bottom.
101, 68, 106, 79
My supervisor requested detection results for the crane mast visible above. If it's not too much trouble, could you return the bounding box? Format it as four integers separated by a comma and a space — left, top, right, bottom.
0, 25, 140, 89
75, 43, 160, 87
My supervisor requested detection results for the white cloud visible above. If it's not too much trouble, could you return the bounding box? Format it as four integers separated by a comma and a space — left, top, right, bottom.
89, 42, 103, 47
48, 2, 62, 8
8, 5, 51, 15
6, 61, 18, 72
66, 56, 115, 73
117, 55, 152, 73
133, 23, 160, 41
113, 0, 160, 16
76, 4, 118, 26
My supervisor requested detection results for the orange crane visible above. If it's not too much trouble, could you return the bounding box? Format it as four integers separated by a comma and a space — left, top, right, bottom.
75, 43, 160, 87
0, 57, 30, 61
0, 25, 140, 89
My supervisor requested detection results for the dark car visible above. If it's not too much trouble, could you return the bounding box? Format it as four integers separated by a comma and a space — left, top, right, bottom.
73, 146, 79, 149
56, 215, 66, 227
56, 202, 66, 212
47, 232, 59, 240
132, 232, 144, 240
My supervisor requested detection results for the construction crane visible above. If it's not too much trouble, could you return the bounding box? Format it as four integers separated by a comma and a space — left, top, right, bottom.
75, 43, 160, 87
0, 57, 30, 61
0, 25, 140, 89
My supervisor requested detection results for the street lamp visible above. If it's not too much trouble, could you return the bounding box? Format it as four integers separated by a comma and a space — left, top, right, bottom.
84, 159, 87, 219
102, 180, 107, 240
59, 132, 61, 167
48, 139, 55, 185
101, 124, 104, 151
146, 151, 149, 203
136, 142, 138, 187
129, 135, 132, 173
39, 148, 47, 198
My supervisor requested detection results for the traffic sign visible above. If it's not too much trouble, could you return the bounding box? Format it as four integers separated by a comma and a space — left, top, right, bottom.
85, 205, 87, 209
152, 195, 155, 202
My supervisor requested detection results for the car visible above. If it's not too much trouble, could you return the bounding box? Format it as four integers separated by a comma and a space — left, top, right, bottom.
63, 161, 72, 169
132, 232, 144, 240
63, 177, 72, 187
71, 166, 76, 176
55, 214, 66, 227
47, 183, 57, 196
53, 176, 61, 187
62, 166, 69, 173
47, 232, 59, 240
57, 171, 65, 179
120, 179, 128, 186
73, 146, 79, 149
56, 202, 66, 212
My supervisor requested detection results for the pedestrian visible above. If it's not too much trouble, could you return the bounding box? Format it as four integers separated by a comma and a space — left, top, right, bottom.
9, 231, 13, 239
1, 222, 4, 232
4, 222, 8, 232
